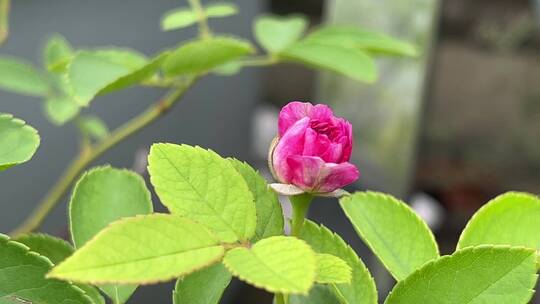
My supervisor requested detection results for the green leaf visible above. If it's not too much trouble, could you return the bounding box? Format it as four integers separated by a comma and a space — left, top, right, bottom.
457, 192, 540, 257
340, 191, 439, 281
45, 96, 80, 125
205, 3, 238, 18
44, 34, 74, 72
14, 233, 106, 304
305, 26, 417, 57
223, 236, 316, 295
49, 214, 225, 284
299, 220, 377, 304
15, 233, 73, 265
76, 115, 109, 140
290, 285, 346, 304
315, 253, 351, 284
0, 113, 40, 171
0, 234, 93, 304
69, 166, 153, 303
229, 159, 283, 242
161, 3, 238, 31
280, 42, 376, 83
66, 49, 151, 106
0, 56, 49, 96
173, 264, 232, 304
254, 15, 308, 53
163, 37, 255, 76
99, 51, 170, 94
384, 246, 538, 304
148, 144, 257, 243
161, 8, 198, 31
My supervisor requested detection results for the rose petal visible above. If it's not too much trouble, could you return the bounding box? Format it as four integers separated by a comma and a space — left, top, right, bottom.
273, 117, 309, 183
278, 101, 314, 137
286, 155, 359, 193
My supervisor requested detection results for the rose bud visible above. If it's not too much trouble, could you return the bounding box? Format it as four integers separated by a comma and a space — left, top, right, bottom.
269, 101, 359, 194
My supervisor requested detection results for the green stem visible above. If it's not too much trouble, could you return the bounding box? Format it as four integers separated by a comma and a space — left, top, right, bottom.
0, 0, 9, 46
9, 77, 198, 237
188, 0, 211, 39
240, 56, 279, 67
290, 193, 313, 237
275, 293, 288, 304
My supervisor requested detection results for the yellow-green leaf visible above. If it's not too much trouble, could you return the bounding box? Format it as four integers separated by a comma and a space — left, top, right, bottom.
223, 236, 317, 295
148, 144, 257, 243
340, 191, 439, 281
315, 253, 351, 284
49, 214, 225, 284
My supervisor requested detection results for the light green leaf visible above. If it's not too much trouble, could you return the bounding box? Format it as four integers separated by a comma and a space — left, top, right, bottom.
205, 3, 238, 18
76, 115, 109, 141
340, 191, 439, 281
300, 220, 377, 304
290, 285, 346, 304
316, 253, 351, 284
0, 56, 49, 96
161, 8, 198, 31
66, 49, 149, 106
457, 192, 540, 258
212, 60, 243, 76
229, 159, 283, 242
223, 236, 316, 295
161, 3, 238, 31
148, 144, 257, 243
69, 166, 153, 303
173, 264, 232, 304
305, 26, 417, 57
14, 233, 106, 304
280, 42, 376, 83
0, 234, 93, 304
0, 113, 40, 171
45, 96, 80, 125
44, 34, 74, 72
254, 15, 308, 53
99, 51, 170, 94
384, 246, 538, 304
49, 214, 225, 284
163, 37, 255, 76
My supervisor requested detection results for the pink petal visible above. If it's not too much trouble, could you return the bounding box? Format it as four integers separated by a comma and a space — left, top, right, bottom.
278, 102, 314, 137
286, 156, 359, 193
272, 117, 309, 183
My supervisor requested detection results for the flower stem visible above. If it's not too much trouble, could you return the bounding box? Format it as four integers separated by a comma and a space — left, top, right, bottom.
275, 294, 286, 304
9, 77, 198, 237
290, 193, 313, 237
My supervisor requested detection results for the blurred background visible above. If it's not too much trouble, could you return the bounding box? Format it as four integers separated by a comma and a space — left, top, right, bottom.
1, 0, 540, 303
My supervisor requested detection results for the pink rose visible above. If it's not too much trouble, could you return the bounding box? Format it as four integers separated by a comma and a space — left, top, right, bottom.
270, 101, 359, 193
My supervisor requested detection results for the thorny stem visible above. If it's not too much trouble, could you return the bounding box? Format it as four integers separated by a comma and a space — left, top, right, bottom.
10, 77, 198, 237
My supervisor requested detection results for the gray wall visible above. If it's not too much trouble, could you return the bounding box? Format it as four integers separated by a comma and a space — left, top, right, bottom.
1, 0, 264, 302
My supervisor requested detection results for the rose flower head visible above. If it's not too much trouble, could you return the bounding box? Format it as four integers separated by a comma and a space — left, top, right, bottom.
269, 101, 359, 194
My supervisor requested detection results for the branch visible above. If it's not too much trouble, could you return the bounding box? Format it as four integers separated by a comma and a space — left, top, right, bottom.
0, 0, 9, 46
10, 77, 198, 237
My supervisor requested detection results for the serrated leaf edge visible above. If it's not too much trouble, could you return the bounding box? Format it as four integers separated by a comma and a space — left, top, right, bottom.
148, 143, 257, 242
340, 191, 440, 281
49, 214, 225, 285
222, 236, 317, 295
0, 233, 94, 304
457, 191, 540, 250
0, 113, 40, 168
303, 220, 378, 304
384, 245, 538, 304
